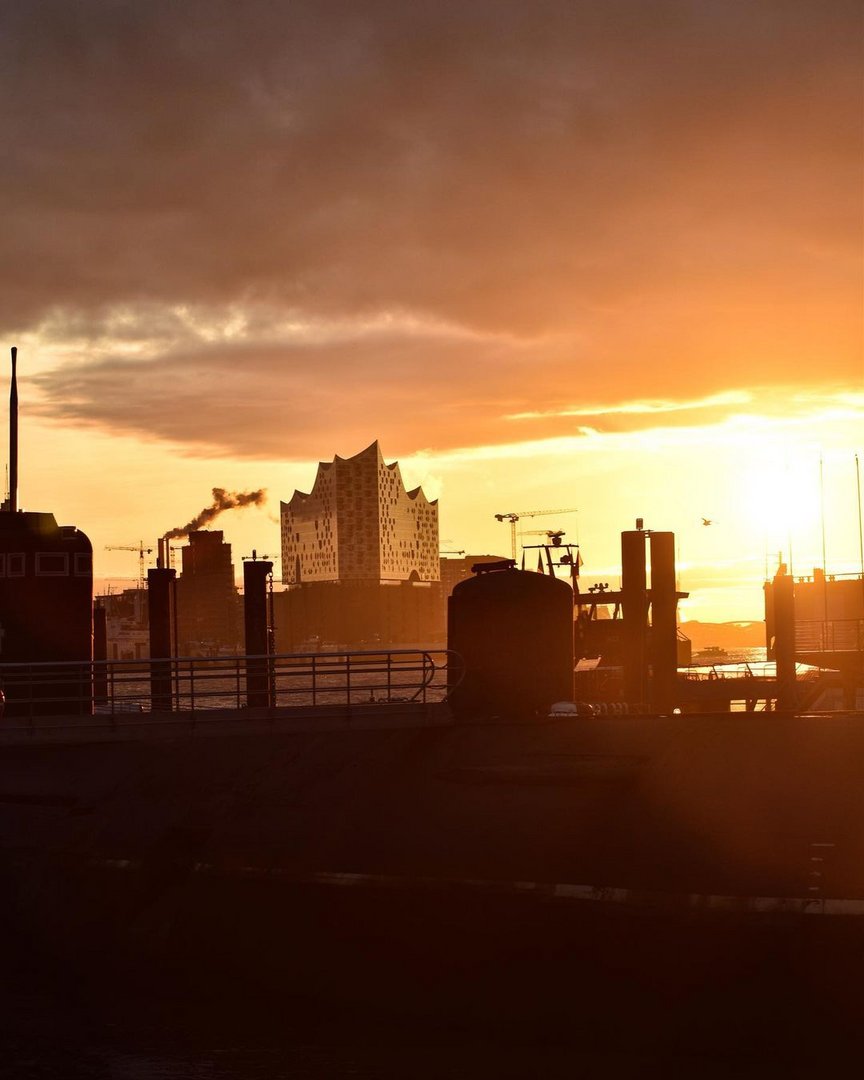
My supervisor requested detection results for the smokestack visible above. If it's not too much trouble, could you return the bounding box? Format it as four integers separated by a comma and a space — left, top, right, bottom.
9, 346, 17, 513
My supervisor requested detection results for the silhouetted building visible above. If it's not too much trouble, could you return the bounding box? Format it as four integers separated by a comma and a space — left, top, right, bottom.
174, 530, 241, 655
281, 440, 439, 585
0, 348, 93, 714
765, 567, 864, 696
277, 442, 440, 647
0, 509, 93, 660
97, 587, 149, 661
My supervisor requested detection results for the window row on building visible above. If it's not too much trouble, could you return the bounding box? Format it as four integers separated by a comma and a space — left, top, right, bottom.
0, 551, 93, 578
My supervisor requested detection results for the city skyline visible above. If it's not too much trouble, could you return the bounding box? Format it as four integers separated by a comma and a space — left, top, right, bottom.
2, 1, 861, 621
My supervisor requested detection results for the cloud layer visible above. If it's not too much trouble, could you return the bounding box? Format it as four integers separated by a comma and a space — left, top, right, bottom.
2, 0, 861, 456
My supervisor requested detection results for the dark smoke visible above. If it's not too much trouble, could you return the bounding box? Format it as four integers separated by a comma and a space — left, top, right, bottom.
164, 487, 267, 539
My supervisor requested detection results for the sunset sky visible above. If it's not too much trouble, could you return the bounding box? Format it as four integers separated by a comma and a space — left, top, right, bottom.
2, 0, 862, 621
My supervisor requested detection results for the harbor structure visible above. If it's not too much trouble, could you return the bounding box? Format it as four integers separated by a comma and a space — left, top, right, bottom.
764, 566, 864, 708
765, 566, 864, 665
448, 559, 574, 720
0, 348, 93, 714
570, 522, 688, 712
4, 480, 864, 1060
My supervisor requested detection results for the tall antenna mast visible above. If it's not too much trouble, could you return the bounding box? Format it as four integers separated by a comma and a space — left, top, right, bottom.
820, 452, 828, 621
856, 452, 863, 599
9, 346, 18, 513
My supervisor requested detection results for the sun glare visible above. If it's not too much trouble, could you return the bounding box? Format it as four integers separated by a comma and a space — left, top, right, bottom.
736, 439, 853, 576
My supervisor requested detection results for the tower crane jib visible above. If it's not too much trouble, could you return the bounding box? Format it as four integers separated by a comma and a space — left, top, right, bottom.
105, 541, 154, 589
493, 508, 579, 561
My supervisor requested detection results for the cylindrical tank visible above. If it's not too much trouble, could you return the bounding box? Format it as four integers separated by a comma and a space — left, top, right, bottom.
447, 565, 573, 721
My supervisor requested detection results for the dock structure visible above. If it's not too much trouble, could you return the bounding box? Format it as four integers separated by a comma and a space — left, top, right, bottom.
2, 704, 864, 1060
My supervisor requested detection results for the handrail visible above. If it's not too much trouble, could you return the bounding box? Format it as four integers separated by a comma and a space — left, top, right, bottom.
0, 648, 463, 722
794, 618, 864, 654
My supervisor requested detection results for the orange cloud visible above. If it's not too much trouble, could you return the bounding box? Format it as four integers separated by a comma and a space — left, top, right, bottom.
2, 0, 860, 461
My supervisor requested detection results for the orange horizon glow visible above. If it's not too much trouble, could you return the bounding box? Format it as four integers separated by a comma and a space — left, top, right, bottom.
1, 2, 860, 624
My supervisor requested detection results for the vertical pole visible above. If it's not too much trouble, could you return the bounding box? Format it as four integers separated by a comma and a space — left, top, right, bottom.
764, 577, 776, 659
243, 558, 273, 708
148, 567, 176, 711
621, 527, 648, 707
820, 454, 828, 623
93, 604, 108, 704
649, 532, 678, 715
9, 346, 18, 513
267, 570, 276, 705
773, 568, 796, 713
856, 453, 864, 614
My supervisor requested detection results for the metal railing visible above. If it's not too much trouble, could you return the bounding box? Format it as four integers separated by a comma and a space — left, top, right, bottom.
0, 648, 461, 721
795, 619, 864, 654
679, 661, 823, 684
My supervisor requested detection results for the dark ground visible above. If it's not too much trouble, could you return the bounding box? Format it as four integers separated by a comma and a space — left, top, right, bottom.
3, 712, 864, 1076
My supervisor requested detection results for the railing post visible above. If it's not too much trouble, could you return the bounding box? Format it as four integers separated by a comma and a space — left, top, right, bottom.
148, 566, 176, 713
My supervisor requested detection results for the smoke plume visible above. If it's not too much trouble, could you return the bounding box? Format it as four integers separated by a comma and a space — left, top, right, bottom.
164, 487, 267, 539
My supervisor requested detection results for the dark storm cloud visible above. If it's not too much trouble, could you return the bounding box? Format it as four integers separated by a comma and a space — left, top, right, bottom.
31, 330, 560, 456
3, 0, 861, 453
29, 327, 817, 459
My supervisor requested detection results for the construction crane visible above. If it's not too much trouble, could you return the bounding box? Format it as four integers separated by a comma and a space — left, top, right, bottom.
105, 542, 153, 589
522, 529, 567, 546
494, 508, 579, 560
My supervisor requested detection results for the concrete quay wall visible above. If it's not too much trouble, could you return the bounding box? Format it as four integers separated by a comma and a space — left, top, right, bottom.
3, 710, 864, 1057
2, 709, 863, 900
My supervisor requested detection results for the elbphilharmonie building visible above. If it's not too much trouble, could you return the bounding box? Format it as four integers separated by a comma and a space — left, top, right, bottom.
280, 441, 439, 586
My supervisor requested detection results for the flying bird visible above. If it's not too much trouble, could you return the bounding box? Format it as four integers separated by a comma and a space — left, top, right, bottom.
701, 517, 715, 526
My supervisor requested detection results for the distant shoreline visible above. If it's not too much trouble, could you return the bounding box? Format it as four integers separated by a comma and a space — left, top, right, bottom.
680, 620, 765, 650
